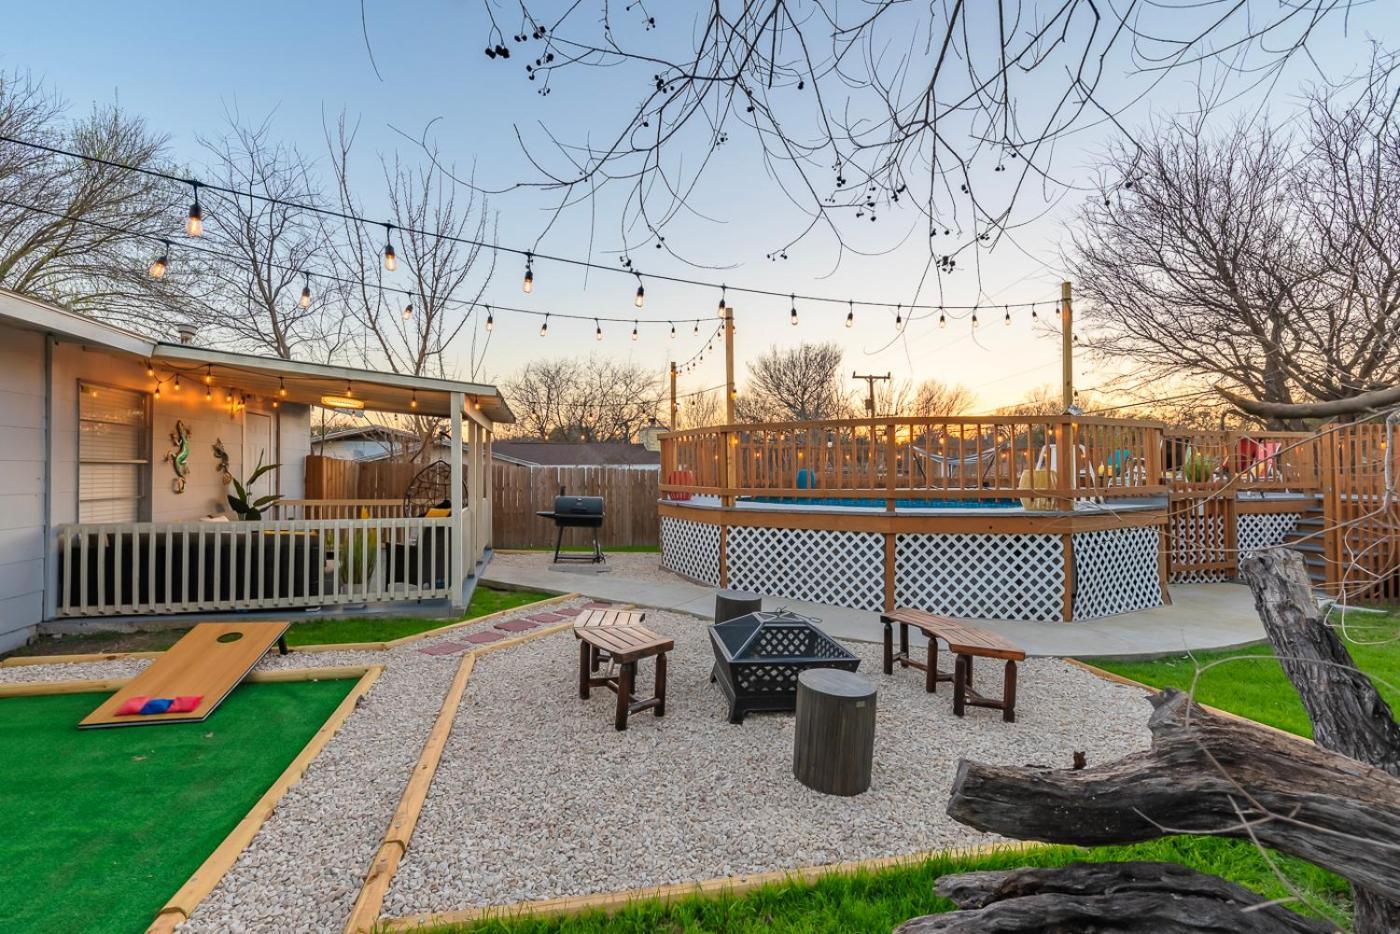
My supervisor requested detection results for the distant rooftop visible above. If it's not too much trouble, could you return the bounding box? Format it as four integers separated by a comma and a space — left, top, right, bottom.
491, 440, 661, 468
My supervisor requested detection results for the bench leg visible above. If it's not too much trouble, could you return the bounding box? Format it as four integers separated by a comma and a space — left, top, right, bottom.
1003, 660, 1017, 723
953, 654, 968, 717
590, 643, 600, 673
925, 638, 937, 693
655, 651, 667, 718
615, 661, 635, 731
899, 622, 910, 668
881, 619, 893, 675
578, 639, 591, 699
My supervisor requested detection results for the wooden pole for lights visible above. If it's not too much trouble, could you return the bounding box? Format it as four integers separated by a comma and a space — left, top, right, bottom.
1060, 281, 1074, 411
723, 306, 736, 507
669, 361, 678, 429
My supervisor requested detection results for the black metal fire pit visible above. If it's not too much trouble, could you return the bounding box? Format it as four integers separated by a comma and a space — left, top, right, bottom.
709, 609, 860, 723
536, 490, 605, 564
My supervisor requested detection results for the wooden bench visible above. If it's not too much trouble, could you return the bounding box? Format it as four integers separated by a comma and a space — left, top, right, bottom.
879, 608, 1026, 722
574, 614, 672, 731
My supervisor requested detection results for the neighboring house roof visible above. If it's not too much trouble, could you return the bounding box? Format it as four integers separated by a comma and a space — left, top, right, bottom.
491, 440, 661, 467
0, 288, 514, 424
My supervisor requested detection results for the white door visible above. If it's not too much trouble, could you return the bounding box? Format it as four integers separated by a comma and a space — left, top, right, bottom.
243, 412, 275, 500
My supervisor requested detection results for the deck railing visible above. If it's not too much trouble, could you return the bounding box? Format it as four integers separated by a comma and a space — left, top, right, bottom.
661, 415, 1168, 506
275, 498, 411, 520
56, 515, 454, 617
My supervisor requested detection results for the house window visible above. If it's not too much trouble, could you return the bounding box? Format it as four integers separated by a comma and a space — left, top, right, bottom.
78, 383, 149, 523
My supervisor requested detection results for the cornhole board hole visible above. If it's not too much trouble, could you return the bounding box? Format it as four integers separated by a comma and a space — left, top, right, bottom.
79, 622, 290, 729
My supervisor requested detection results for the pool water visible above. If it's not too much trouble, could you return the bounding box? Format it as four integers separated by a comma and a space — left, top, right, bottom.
743, 495, 1019, 509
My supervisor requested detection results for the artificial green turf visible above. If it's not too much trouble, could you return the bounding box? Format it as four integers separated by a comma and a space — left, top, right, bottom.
1084, 611, 1400, 737
423, 837, 1348, 933
0, 679, 354, 934
282, 585, 554, 645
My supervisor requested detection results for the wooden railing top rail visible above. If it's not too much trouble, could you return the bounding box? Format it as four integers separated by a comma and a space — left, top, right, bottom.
660, 414, 1166, 439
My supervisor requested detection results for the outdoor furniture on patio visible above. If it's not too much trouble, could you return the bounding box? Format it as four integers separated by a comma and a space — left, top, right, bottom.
709, 609, 860, 724
536, 491, 606, 564
880, 608, 1026, 722
575, 621, 672, 731
573, 608, 647, 673
793, 668, 876, 796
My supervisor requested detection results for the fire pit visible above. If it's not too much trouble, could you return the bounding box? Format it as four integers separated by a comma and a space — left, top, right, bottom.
709, 609, 860, 723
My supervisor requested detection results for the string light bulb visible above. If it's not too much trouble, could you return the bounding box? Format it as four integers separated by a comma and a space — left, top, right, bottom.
971, 308, 979, 328
895, 305, 903, 328
669, 321, 675, 339
410, 391, 418, 409
345, 381, 353, 398
300, 272, 312, 308
1004, 305, 1011, 326
790, 295, 798, 326
148, 241, 170, 279
717, 286, 727, 317
279, 377, 287, 398
845, 300, 854, 329
205, 384, 212, 401
185, 182, 203, 237
938, 308, 946, 329
146, 361, 155, 378
382, 224, 397, 272
539, 314, 548, 337
631, 320, 638, 341
173, 374, 181, 392
595, 319, 603, 341
204, 365, 213, 385
522, 253, 534, 293
1031, 304, 1038, 321
154, 384, 161, 400
485, 306, 494, 331
693, 321, 699, 335
402, 292, 414, 321
634, 277, 645, 308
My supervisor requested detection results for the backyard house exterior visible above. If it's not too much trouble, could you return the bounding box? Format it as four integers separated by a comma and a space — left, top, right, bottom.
0, 288, 512, 652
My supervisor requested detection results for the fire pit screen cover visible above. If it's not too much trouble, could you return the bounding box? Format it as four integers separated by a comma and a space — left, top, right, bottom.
709, 609, 859, 723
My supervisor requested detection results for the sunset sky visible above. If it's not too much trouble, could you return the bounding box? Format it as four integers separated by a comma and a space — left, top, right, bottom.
5, 2, 1392, 411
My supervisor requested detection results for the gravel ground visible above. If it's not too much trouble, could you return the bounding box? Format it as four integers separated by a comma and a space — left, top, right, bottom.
0, 597, 590, 933
384, 609, 1153, 917
492, 549, 669, 584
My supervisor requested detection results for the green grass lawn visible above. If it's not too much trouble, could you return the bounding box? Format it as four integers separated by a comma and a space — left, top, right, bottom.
3, 585, 554, 658
0, 679, 355, 934
424, 837, 1348, 933
1084, 611, 1400, 737
282, 585, 553, 645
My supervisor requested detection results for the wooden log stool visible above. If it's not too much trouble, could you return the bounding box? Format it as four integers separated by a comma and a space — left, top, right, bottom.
573, 608, 646, 673
879, 608, 1026, 723
793, 668, 877, 796
575, 622, 673, 731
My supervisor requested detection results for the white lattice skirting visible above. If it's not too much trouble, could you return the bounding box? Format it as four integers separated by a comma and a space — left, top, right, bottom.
1170, 512, 1230, 583
659, 515, 721, 586
1071, 527, 1163, 620
895, 533, 1065, 621
1237, 512, 1302, 557
727, 526, 886, 611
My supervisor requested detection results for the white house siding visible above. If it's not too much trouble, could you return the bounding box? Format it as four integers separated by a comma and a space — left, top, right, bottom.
0, 329, 47, 651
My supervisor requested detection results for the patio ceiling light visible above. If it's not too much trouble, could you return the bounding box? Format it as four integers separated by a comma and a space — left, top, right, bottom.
321, 394, 365, 410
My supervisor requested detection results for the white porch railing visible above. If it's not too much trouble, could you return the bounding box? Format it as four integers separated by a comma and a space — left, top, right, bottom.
56, 516, 455, 617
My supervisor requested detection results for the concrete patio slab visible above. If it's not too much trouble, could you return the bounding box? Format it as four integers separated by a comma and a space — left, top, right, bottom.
483, 556, 1266, 658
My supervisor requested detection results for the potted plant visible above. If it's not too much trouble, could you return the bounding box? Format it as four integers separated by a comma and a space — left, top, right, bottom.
227, 456, 282, 520
1182, 452, 1216, 484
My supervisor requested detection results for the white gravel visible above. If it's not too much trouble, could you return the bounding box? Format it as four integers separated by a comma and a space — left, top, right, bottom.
383, 609, 1153, 917
491, 549, 672, 584
0, 597, 590, 934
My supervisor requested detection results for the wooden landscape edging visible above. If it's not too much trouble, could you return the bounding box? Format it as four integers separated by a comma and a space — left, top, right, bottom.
0, 592, 581, 665
343, 620, 577, 933
378, 841, 1039, 931
0, 664, 382, 933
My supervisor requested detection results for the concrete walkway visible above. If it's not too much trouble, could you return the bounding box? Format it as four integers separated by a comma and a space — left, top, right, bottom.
483, 558, 1266, 658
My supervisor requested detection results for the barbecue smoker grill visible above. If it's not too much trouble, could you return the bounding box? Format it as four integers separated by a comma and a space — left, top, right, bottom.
536, 490, 606, 563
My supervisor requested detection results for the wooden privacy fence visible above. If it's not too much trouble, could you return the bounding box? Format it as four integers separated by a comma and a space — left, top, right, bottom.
493, 463, 660, 548
304, 454, 423, 501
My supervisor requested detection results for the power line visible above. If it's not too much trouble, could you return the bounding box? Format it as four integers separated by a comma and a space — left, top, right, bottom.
1, 133, 1059, 314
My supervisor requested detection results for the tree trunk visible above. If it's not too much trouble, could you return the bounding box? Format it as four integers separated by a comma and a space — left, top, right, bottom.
1238, 548, 1400, 932
895, 861, 1333, 933
944, 691, 1400, 900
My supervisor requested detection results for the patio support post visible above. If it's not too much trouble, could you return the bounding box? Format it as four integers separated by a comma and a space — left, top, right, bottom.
449, 391, 466, 610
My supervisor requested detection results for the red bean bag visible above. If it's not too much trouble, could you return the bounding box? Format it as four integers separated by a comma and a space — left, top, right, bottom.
169, 695, 203, 713
116, 696, 152, 716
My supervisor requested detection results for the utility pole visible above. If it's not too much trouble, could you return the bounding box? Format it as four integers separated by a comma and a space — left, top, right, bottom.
669, 361, 678, 428
853, 371, 892, 417
1061, 280, 1074, 411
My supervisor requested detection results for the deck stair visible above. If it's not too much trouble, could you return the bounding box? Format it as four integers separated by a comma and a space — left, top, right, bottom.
1278, 497, 1328, 588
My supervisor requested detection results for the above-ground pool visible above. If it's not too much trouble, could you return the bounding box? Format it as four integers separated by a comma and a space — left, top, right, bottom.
742, 495, 1020, 509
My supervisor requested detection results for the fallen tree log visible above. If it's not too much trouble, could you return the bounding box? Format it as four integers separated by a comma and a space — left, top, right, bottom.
1239, 549, 1400, 932
894, 861, 1333, 933
944, 690, 1400, 900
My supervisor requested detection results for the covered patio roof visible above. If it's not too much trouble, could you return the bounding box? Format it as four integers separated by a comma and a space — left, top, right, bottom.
0, 288, 513, 423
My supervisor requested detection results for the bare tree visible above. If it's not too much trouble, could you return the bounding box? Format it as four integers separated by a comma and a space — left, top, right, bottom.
191, 115, 344, 360
461, 1, 1358, 281
1070, 56, 1400, 429
678, 387, 724, 429
0, 71, 181, 332
503, 356, 663, 441
737, 342, 850, 422
903, 379, 977, 419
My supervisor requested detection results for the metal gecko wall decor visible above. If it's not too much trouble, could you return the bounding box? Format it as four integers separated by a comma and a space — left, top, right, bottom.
165, 420, 192, 493
212, 438, 232, 484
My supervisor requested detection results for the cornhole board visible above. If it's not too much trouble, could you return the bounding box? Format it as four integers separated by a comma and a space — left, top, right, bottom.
79, 622, 290, 729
